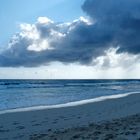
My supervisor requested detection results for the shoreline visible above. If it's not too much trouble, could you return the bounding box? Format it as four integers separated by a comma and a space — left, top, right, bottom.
0, 92, 140, 139
0, 91, 139, 115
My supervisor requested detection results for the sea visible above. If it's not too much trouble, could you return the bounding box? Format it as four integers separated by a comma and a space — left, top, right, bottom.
0, 79, 140, 111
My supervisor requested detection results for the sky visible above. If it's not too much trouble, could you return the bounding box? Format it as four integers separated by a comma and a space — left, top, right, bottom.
0, 0, 140, 79
0, 0, 85, 46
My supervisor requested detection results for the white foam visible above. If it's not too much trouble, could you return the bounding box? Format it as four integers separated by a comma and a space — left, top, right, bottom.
0, 92, 139, 115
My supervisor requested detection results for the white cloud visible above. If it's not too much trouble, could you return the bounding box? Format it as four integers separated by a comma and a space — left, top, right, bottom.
74, 16, 93, 25
93, 47, 140, 69
37, 17, 54, 25
27, 39, 50, 52
17, 17, 66, 52
0, 16, 94, 63
20, 23, 39, 39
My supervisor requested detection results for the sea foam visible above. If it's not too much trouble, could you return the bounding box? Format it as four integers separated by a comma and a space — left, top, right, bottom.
0, 91, 139, 115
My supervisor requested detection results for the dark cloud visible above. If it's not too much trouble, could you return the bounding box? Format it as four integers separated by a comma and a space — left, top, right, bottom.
1, 0, 140, 67
82, 0, 140, 54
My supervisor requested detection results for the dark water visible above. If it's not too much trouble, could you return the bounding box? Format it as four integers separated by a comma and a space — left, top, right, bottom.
0, 79, 140, 111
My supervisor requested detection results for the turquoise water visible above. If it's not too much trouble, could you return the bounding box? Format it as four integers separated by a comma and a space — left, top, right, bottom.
0, 80, 140, 111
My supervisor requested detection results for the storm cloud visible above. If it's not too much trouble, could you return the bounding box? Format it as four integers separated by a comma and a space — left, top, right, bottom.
82, 0, 140, 54
1, 0, 140, 67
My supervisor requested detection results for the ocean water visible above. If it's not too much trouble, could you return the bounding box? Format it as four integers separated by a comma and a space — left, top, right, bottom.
0, 79, 140, 111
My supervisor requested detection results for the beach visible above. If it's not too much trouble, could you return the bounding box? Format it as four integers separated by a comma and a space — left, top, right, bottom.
0, 92, 140, 140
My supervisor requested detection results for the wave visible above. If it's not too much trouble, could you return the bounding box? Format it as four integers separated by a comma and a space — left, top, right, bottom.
0, 81, 138, 89
0, 91, 139, 115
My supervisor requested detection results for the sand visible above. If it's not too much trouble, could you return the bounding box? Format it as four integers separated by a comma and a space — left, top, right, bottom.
0, 92, 140, 140
40, 114, 140, 140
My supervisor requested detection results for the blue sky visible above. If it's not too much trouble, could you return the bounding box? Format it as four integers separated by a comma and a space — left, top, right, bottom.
0, 0, 85, 46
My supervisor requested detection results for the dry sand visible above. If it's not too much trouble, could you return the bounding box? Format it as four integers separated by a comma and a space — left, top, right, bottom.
0, 92, 140, 140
